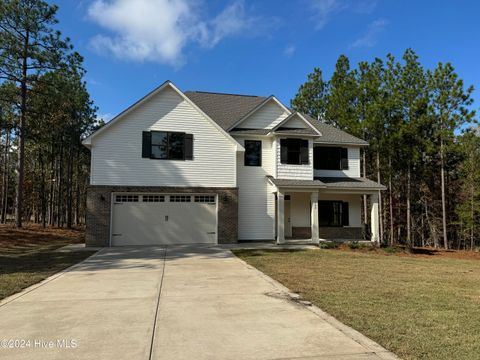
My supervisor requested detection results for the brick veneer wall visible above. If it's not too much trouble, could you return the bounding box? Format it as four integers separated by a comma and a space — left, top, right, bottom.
318, 227, 363, 240
292, 226, 364, 240
86, 186, 238, 246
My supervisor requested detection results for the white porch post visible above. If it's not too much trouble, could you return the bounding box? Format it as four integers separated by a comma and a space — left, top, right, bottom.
370, 192, 379, 244
277, 190, 285, 244
310, 192, 319, 244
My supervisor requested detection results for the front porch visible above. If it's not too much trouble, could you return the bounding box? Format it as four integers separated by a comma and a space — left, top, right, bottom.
268, 177, 385, 245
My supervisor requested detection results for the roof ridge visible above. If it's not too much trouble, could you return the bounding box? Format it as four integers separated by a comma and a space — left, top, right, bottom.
185, 90, 264, 98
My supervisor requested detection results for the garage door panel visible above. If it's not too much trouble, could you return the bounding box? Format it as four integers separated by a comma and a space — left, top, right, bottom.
111, 195, 217, 246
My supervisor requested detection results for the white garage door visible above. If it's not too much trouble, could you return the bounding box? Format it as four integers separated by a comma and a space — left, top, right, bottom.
111, 194, 217, 246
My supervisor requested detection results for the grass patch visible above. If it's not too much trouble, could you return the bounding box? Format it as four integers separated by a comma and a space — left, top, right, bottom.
234, 248, 480, 360
0, 224, 95, 300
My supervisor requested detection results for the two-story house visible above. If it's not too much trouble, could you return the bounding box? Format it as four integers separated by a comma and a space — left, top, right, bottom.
83, 81, 385, 247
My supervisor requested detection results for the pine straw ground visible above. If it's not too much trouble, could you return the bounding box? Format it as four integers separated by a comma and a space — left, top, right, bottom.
0, 224, 95, 300
233, 246, 480, 360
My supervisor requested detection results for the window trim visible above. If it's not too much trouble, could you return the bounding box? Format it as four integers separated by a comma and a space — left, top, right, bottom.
244, 140, 262, 167
314, 146, 349, 170
150, 130, 186, 160
280, 138, 309, 165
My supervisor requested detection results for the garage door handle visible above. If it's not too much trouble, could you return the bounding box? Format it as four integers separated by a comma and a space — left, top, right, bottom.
165, 216, 168, 221
112, 233, 122, 236
207, 232, 216, 234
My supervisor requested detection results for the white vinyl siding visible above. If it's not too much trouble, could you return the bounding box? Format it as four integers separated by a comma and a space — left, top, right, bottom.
287, 192, 361, 228
276, 138, 314, 180
290, 192, 311, 227
313, 146, 361, 178
90, 87, 236, 187
235, 136, 275, 240
237, 101, 289, 129
279, 114, 308, 129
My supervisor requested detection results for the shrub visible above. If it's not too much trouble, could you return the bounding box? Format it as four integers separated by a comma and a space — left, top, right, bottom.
319, 241, 339, 249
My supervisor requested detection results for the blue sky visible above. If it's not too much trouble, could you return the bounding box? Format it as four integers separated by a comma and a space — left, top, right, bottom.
53, 0, 479, 121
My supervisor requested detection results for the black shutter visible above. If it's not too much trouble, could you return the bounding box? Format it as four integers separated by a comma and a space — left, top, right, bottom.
142, 131, 151, 158
342, 202, 349, 226
300, 140, 309, 164
184, 133, 193, 160
280, 139, 288, 163
340, 148, 349, 169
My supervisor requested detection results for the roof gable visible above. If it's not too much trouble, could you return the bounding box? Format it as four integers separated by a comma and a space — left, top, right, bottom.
83, 82, 242, 150
229, 96, 290, 130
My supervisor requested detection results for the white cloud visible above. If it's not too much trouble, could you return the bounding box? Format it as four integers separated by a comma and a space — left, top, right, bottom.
309, 0, 345, 30
309, 0, 377, 30
97, 112, 114, 123
349, 18, 388, 48
283, 44, 296, 57
87, 0, 271, 65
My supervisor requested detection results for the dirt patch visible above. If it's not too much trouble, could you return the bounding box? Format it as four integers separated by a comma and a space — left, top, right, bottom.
0, 223, 84, 249
336, 243, 480, 261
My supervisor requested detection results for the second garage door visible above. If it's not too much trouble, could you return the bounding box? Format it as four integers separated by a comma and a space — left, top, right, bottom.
111, 194, 217, 246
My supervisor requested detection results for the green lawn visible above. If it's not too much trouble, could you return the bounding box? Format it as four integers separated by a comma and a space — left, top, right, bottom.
0, 225, 96, 300
234, 248, 480, 360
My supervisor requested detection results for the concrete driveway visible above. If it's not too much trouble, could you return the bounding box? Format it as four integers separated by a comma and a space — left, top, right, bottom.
0, 246, 397, 360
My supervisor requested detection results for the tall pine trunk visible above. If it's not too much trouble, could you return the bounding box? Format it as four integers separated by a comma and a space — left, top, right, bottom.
440, 137, 448, 249
376, 151, 383, 243
1, 129, 10, 223
15, 30, 29, 228
388, 155, 394, 245
406, 163, 411, 246
362, 148, 368, 226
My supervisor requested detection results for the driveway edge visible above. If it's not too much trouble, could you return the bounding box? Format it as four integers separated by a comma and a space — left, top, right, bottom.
232, 250, 400, 360
0, 247, 103, 307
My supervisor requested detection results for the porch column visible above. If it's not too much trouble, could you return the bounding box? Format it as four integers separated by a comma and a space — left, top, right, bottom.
370, 192, 379, 244
310, 192, 319, 244
277, 190, 285, 244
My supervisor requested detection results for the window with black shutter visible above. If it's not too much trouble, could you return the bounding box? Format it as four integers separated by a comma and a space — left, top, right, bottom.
244, 140, 262, 166
314, 146, 349, 170
318, 200, 349, 227
280, 139, 309, 165
142, 131, 193, 160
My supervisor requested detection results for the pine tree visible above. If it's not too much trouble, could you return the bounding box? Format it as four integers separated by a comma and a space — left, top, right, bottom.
428, 62, 476, 249
0, 0, 76, 227
291, 67, 328, 120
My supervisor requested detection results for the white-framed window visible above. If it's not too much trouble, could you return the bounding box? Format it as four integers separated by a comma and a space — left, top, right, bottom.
143, 195, 165, 202
170, 195, 191, 202
194, 195, 215, 203
115, 194, 139, 203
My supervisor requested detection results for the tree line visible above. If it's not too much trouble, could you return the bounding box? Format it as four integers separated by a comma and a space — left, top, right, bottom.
0, 0, 98, 228
292, 49, 479, 250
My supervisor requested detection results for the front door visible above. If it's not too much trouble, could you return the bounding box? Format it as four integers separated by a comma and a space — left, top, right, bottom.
284, 195, 292, 237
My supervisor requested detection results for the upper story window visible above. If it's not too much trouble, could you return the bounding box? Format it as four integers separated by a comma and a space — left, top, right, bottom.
244, 140, 262, 166
314, 147, 348, 170
280, 138, 309, 165
142, 131, 193, 160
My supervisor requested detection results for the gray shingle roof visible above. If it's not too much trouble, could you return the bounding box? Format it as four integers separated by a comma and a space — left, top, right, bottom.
304, 115, 368, 146
184, 90, 368, 146
316, 177, 386, 190
274, 128, 320, 136
267, 176, 386, 190
230, 129, 271, 135
185, 91, 267, 130
267, 176, 326, 187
